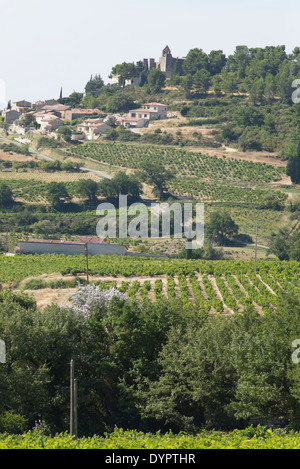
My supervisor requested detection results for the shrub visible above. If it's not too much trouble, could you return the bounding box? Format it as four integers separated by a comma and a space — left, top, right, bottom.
0, 412, 28, 434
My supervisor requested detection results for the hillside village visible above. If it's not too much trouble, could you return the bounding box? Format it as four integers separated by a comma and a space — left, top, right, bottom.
0, 43, 300, 262
2, 97, 170, 140
0, 46, 183, 140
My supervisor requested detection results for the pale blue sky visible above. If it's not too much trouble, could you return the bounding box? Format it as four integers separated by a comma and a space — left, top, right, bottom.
1, 0, 300, 107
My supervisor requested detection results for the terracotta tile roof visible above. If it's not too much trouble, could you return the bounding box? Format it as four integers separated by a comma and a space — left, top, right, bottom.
143, 103, 167, 106
28, 239, 79, 245
69, 108, 103, 114
78, 237, 104, 244
129, 109, 158, 113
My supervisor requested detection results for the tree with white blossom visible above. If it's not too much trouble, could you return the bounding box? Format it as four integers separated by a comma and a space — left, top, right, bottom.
67, 284, 128, 320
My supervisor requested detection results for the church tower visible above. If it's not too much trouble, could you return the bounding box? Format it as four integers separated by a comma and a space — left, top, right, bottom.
159, 45, 174, 79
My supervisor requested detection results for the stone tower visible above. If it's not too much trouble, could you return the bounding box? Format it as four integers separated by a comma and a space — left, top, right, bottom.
159, 45, 174, 79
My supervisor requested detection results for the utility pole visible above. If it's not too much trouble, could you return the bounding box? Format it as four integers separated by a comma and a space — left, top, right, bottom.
254, 224, 258, 274
70, 359, 77, 439
85, 243, 89, 285
74, 378, 78, 439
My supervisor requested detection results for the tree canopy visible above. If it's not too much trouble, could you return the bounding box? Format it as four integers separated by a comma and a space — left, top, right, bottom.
85, 74, 104, 95
137, 161, 174, 200
205, 211, 239, 246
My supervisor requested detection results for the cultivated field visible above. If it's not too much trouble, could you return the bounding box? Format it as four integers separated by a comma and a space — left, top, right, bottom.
2, 255, 298, 313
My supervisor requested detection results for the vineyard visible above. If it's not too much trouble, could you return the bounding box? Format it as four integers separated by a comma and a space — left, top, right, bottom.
64, 142, 286, 202
0, 178, 87, 204
3, 255, 299, 314
1, 426, 300, 449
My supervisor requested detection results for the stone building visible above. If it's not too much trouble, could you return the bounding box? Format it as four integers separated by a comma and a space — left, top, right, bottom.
33, 99, 59, 111
157, 45, 186, 78
77, 118, 110, 140
110, 46, 186, 86
142, 103, 168, 119
11, 100, 32, 112
36, 113, 63, 133
65, 108, 105, 121
3, 109, 21, 124
19, 239, 127, 256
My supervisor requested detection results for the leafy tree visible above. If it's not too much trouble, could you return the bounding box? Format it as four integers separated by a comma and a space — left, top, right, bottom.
183, 48, 209, 75
21, 113, 36, 127
138, 316, 236, 432
183, 74, 194, 99
276, 60, 299, 102
230, 290, 300, 425
233, 106, 264, 127
206, 211, 239, 246
98, 178, 118, 199
40, 160, 62, 172
76, 179, 99, 201
0, 291, 86, 432
211, 75, 223, 95
259, 192, 285, 211
269, 228, 290, 260
137, 161, 174, 200
193, 69, 211, 93
286, 135, 300, 184
221, 70, 238, 95
208, 50, 226, 75
264, 73, 276, 101
112, 172, 142, 198
172, 58, 184, 76
269, 226, 300, 260
0, 183, 13, 208
58, 92, 83, 107
46, 182, 70, 207
98, 172, 142, 199
288, 231, 300, 261
57, 126, 72, 142
249, 77, 265, 105
85, 74, 104, 95
110, 62, 143, 86
228, 46, 251, 79
147, 68, 166, 93
106, 91, 135, 113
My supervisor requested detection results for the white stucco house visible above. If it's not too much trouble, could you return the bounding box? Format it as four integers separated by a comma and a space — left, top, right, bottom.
77, 118, 111, 140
